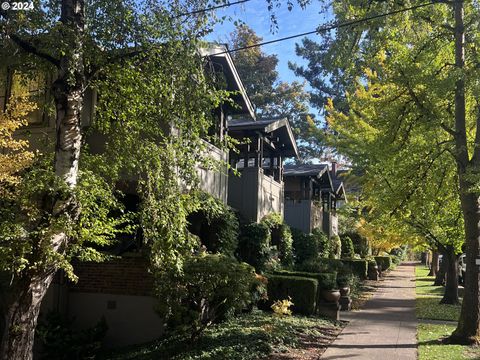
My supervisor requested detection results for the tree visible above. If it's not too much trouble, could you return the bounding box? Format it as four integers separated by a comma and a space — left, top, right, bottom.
0, 1, 229, 358
294, 1, 480, 331
0, 94, 35, 193
229, 25, 323, 161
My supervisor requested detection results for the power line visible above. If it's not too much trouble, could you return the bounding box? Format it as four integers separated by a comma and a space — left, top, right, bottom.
174, 0, 252, 18
207, 1, 440, 56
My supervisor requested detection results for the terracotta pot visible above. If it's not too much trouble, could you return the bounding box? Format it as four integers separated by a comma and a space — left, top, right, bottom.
339, 286, 350, 297
322, 289, 341, 303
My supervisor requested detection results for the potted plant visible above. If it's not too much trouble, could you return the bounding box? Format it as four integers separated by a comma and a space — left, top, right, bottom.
320, 274, 341, 303
337, 273, 353, 296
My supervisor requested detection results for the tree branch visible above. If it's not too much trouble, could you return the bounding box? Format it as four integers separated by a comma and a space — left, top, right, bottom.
9, 34, 60, 67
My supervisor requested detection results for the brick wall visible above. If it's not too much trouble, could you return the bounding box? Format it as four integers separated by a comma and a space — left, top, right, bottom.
70, 256, 154, 296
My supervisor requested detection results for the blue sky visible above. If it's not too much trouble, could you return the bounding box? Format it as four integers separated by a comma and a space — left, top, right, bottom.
207, 0, 332, 84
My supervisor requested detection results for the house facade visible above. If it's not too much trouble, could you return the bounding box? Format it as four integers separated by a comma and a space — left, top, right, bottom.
3, 44, 300, 347
283, 163, 346, 237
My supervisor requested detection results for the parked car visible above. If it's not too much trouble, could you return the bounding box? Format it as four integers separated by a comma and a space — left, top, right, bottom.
458, 254, 466, 285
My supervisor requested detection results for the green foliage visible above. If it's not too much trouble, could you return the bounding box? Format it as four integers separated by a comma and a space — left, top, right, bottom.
340, 259, 368, 280
297, 258, 345, 274
374, 256, 392, 272
266, 275, 318, 315
316, 272, 337, 291
344, 231, 370, 258
340, 235, 355, 258
188, 192, 239, 257
260, 213, 294, 267
155, 254, 258, 338
312, 228, 330, 258
330, 235, 342, 259
236, 222, 271, 272
100, 310, 340, 360
291, 228, 317, 265
36, 312, 107, 360
0, 156, 131, 281
229, 24, 322, 161
337, 272, 354, 287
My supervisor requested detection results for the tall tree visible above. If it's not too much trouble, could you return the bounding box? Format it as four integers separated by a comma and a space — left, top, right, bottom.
0, 1, 228, 358
229, 24, 323, 161
294, 0, 480, 340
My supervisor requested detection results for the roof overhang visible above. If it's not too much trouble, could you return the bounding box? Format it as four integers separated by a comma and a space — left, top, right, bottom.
200, 44, 256, 120
228, 117, 299, 158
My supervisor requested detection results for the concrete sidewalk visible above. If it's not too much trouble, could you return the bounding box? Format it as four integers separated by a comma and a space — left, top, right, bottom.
321, 262, 417, 360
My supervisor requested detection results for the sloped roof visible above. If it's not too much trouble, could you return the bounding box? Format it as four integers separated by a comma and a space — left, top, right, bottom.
228, 117, 299, 158
284, 163, 329, 177
200, 44, 256, 120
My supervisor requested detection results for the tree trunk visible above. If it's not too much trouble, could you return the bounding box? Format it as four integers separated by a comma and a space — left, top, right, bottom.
0, 0, 85, 358
449, 0, 480, 345
434, 254, 446, 286
0, 273, 56, 360
440, 245, 459, 305
428, 250, 439, 276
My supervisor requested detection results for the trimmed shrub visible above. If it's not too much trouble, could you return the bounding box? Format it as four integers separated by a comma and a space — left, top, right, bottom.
297, 258, 345, 274
330, 235, 342, 259
155, 254, 259, 338
341, 259, 368, 280
340, 235, 355, 258
236, 222, 271, 272
375, 256, 392, 271
344, 231, 370, 257
266, 275, 318, 315
261, 213, 294, 267
291, 228, 319, 265
188, 193, 239, 257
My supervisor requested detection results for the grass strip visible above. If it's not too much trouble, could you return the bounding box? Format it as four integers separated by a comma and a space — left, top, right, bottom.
418, 323, 480, 360
415, 266, 461, 321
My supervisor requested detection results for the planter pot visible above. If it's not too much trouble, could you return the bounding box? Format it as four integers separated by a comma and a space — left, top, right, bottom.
322, 289, 341, 303
339, 286, 350, 297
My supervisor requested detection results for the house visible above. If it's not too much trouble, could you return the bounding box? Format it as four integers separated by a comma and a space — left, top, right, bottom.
283, 163, 346, 237
227, 117, 299, 222
2, 43, 300, 347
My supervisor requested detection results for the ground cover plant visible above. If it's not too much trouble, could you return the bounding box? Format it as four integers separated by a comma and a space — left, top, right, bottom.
417, 323, 480, 360
416, 265, 461, 321
99, 311, 343, 360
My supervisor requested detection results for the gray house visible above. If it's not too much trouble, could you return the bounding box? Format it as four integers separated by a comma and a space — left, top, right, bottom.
227, 117, 299, 222
283, 163, 346, 237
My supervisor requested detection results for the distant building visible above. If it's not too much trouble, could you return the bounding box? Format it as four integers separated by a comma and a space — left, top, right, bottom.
283, 163, 346, 237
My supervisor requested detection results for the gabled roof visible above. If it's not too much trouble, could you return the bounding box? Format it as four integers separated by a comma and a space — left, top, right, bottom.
284, 163, 329, 177
283, 163, 334, 191
228, 117, 299, 158
200, 44, 256, 120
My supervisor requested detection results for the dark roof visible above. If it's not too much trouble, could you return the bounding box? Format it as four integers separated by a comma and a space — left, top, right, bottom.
201, 44, 256, 120
228, 117, 299, 158
284, 163, 329, 177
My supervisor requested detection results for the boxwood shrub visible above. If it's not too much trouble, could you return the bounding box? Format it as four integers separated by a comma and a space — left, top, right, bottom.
375, 256, 392, 271
265, 275, 318, 315
341, 259, 368, 280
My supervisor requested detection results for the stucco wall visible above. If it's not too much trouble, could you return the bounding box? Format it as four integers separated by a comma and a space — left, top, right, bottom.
68, 292, 164, 347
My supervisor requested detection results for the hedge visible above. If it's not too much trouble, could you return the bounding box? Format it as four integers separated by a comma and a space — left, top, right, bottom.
272, 270, 338, 304
340, 259, 368, 280
266, 275, 318, 315
296, 258, 345, 273
375, 256, 392, 271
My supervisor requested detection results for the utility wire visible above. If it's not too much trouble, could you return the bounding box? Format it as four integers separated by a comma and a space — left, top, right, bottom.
174, 0, 252, 18
207, 0, 440, 56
